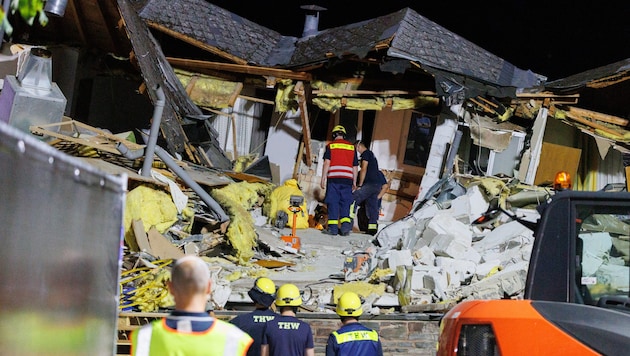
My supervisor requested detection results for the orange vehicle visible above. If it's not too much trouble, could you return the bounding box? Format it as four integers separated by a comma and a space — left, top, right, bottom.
437, 189, 630, 355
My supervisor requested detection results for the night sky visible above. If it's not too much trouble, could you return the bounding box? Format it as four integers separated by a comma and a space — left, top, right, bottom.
208, 1, 630, 81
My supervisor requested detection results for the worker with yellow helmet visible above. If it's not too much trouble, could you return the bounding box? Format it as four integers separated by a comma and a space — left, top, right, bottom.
320, 125, 359, 236
261, 283, 314, 356
326, 292, 383, 356
230, 277, 278, 356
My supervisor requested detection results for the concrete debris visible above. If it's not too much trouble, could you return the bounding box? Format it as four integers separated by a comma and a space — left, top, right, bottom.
117, 172, 550, 315
367, 176, 544, 310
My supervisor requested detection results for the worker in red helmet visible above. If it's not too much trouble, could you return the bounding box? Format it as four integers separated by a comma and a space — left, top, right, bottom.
320, 125, 359, 236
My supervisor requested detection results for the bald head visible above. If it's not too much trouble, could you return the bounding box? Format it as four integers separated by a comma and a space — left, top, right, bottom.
169, 256, 211, 310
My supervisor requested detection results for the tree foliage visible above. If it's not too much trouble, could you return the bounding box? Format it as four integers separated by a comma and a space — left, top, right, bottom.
1, 0, 48, 36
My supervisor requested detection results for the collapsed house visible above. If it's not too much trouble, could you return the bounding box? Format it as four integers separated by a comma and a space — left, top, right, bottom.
4, 0, 630, 320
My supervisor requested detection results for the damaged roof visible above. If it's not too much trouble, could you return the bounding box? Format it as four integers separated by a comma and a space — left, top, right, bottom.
137, 0, 294, 66
545, 58, 630, 91
137, 0, 542, 88
290, 8, 541, 88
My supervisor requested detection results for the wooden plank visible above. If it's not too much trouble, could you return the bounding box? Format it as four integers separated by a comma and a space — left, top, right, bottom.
294, 81, 313, 167
567, 106, 629, 127
533, 142, 581, 186
132, 219, 152, 253
32, 119, 145, 149
563, 111, 624, 137
118, 0, 227, 168
238, 95, 274, 105
166, 57, 312, 81
293, 141, 304, 179
146, 227, 185, 259
312, 89, 437, 96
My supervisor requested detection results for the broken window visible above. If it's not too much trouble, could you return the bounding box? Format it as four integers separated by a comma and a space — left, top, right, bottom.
403, 112, 435, 168
576, 207, 630, 309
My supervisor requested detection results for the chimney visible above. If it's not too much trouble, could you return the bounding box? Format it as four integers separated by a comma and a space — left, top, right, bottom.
17, 47, 53, 91
0, 47, 67, 135
300, 5, 327, 38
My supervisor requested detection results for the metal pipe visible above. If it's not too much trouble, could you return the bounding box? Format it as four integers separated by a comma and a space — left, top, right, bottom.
443, 130, 463, 176
114, 142, 145, 160
116, 142, 230, 223
141, 85, 165, 177
154, 146, 230, 223
44, 0, 69, 16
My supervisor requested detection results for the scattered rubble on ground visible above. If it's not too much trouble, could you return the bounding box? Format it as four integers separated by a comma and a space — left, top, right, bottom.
35, 120, 559, 315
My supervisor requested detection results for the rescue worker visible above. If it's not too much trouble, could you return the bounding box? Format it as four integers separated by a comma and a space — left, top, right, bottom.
320, 125, 359, 236
131, 256, 253, 356
352, 140, 384, 236
326, 292, 383, 356
230, 277, 278, 356
261, 283, 314, 356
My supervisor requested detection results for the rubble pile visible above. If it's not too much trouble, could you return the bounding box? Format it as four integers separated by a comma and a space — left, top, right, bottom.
364, 175, 552, 311
37, 121, 560, 315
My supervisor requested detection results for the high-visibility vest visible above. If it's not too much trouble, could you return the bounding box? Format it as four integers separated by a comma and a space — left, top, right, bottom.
132, 317, 253, 356
332, 329, 379, 344
327, 140, 355, 180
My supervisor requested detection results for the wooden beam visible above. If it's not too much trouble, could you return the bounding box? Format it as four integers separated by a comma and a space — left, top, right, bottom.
118, 0, 226, 167
93, 0, 118, 54
567, 106, 629, 127
148, 23, 248, 65
294, 81, 313, 167
293, 141, 304, 179
66, 0, 87, 45
166, 57, 312, 81
231, 111, 238, 160
551, 107, 625, 137
238, 95, 274, 105
312, 89, 437, 96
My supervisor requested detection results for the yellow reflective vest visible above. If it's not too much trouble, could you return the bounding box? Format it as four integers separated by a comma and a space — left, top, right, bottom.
131, 317, 253, 356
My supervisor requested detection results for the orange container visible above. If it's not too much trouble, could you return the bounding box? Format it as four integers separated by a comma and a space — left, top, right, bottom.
281, 235, 301, 250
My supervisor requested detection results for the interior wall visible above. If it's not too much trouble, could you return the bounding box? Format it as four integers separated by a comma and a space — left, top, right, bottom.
371, 107, 406, 171
264, 109, 304, 184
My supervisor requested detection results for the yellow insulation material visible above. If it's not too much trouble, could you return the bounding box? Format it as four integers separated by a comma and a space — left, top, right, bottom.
392, 96, 440, 110
211, 181, 274, 264
123, 185, 178, 251
312, 97, 342, 112
344, 97, 386, 110
232, 154, 260, 173
269, 179, 309, 228
275, 79, 298, 113
332, 281, 386, 302
174, 69, 242, 109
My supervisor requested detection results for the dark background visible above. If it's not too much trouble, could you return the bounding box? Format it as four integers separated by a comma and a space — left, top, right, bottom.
209, 0, 630, 81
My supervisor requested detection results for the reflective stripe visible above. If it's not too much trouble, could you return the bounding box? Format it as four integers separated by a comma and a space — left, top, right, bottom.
328, 219, 339, 224
329, 143, 355, 150
328, 165, 354, 179
135, 325, 153, 356
332, 330, 379, 344
340, 217, 352, 223
134, 317, 251, 356
368, 223, 378, 229
329, 166, 354, 173
213, 321, 239, 356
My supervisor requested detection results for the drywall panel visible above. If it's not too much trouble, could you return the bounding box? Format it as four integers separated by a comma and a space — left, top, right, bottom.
534, 142, 581, 186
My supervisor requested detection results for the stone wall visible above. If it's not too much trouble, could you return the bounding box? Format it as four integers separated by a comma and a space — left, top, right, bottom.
303, 314, 440, 355
118, 311, 441, 355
